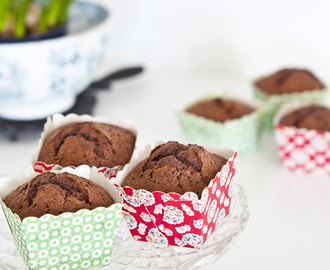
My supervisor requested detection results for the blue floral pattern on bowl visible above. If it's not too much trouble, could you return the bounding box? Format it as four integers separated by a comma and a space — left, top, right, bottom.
0, 1, 110, 120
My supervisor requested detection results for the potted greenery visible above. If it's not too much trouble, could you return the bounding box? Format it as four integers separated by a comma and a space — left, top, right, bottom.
0, 0, 72, 42
0, 0, 111, 120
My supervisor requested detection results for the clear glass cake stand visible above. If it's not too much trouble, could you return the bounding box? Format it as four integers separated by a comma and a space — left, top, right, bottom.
0, 183, 249, 270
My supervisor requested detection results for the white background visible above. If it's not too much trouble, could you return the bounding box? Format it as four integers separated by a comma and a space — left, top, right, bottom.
1, 0, 330, 269
95, 0, 330, 83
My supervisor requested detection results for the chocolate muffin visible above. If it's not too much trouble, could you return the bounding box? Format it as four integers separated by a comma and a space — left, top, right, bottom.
121, 141, 227, 198
38, 121, 136, 168
279, 105, 330, 132
185, 98, 255, 122
3, 172, 114, 220
255, 68, 325, 95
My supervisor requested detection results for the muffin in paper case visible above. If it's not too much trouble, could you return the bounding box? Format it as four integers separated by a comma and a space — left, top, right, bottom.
274, 101, 330, 175
176, 94, 267, 156
113, 141, 237, 249
254, 84, 327, 131
0, 166, 122, 270
31, 113, 138, 179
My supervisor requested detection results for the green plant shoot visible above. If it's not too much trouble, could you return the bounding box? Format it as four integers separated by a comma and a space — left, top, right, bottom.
0, 0, 74, 38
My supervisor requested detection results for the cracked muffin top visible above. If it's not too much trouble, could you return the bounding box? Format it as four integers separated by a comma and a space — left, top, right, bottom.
255, 68, 325, 95
3, 172, 114, 220
185, 98, 255, 122
121, 141, 227, 198
279, 105, 330, 132
38, 121, 136, 168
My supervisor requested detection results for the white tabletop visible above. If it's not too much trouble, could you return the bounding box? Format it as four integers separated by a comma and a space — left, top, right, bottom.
0, 68, 330, 269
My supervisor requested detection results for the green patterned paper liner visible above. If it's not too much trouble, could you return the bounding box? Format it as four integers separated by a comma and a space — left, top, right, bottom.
0, 166, 123, 270
0, 202, 122, 270
176, 96, 267, 156
253, 85, 328, 131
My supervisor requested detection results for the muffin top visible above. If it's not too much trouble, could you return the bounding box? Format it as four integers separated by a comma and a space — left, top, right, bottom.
279, 105, 330, 132
3, 172, 114, 220
38, 121, 136, 168
255, 68, 325, 95
185, 98, 255, 122
121, 141, 227, 198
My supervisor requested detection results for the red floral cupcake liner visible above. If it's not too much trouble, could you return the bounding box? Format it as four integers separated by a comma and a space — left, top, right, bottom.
114, 142, 237, 249
34, 161, 123, 179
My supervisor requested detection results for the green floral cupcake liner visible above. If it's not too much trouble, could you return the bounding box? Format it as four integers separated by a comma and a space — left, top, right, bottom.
253, 86, 328, 131
0, 166, 122, 270
176, 95, 267, 156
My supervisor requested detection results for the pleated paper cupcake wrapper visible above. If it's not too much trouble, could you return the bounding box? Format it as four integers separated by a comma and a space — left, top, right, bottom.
34, 162, 124, 180
254, 85, 327, 131
176, 95, 267, 156
0, 166, 123, 270
113, 141, 237, 249
274, 101, 330, 175
31, 113, 138, 179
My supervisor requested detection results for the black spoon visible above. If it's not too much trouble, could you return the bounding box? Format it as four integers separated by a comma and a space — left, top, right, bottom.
89, 66, 144, 89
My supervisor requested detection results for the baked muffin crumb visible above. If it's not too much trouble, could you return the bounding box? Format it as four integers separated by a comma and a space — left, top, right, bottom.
3, 172, 114, 220
38, 121, 136, 168
255, 68, 325, 95
122, 141, 227, 198
186, 98, 255, 122
279, 105, 330, 132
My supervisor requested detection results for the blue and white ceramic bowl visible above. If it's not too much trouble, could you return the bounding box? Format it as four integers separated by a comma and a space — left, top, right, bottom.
0, 1, 110, 120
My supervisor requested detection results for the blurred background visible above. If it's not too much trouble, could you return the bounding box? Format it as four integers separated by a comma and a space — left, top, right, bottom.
96, 0, 330, 82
